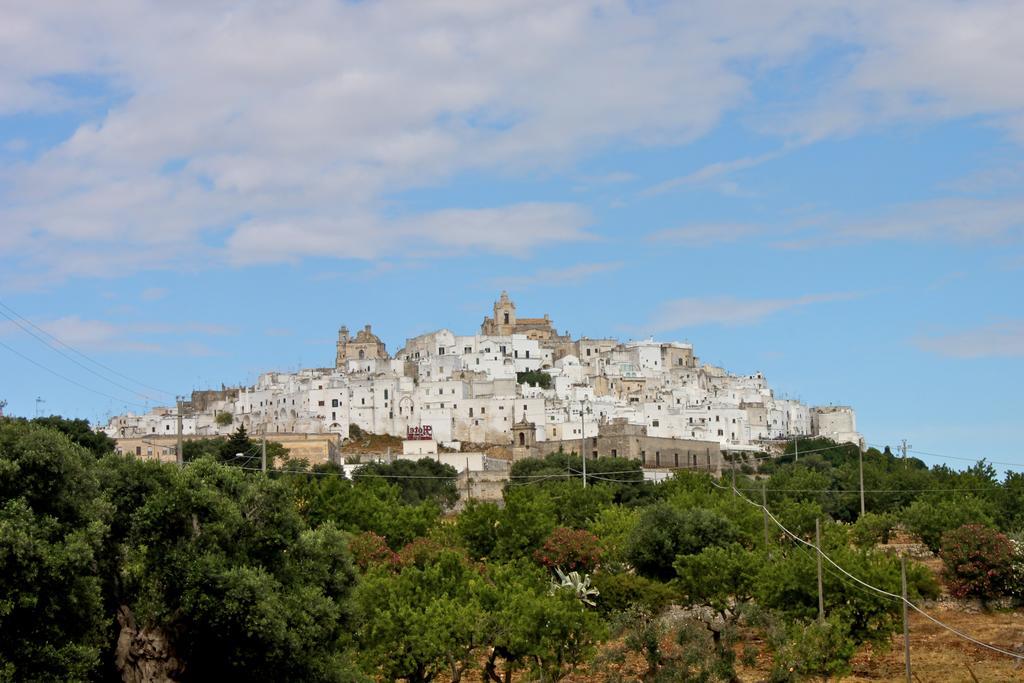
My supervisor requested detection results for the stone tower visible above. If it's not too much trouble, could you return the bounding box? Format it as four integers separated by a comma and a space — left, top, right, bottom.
336, 324, 387, 368
511, 418, 537, 462
494, 291, 516, 333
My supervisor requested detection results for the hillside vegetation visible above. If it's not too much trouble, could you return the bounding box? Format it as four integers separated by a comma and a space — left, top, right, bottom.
1, 418, 1022, 681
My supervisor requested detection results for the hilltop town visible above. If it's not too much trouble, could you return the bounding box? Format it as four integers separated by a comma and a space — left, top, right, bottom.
103, 293, 861, 471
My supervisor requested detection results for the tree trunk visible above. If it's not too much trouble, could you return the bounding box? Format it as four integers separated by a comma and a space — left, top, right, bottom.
114, 605, 185, 683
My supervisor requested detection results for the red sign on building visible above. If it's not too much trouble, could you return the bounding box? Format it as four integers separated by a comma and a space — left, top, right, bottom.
406, 425, 433, 440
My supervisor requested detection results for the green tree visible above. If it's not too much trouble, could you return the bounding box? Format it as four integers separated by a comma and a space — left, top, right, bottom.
492, 486, 557, 560
353, 550, 485, 682
0, 420, 109, 681
588, 504, 640, 569
479, 561, 606, 682
219, 424, 254, 462
675, 543, 764, 676
126, 460, 359, 680
457, 500, 501, 560
625, 504, 740, 580
356, 458, 458, 508
516, 370, 552, 389
625, 503, 686, 580
902, 495, 995, 553
767, 614, 857, 682
30, 415, 116, 457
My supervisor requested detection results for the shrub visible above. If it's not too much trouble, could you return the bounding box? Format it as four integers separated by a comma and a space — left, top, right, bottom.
516, 371, 552, 389
214, 411, 233, 426
590, 572, 677, 616
903, 497, 995, 553
768, 615, 857, 682
534, 526, 603, 572
939, 524, 1016, 601
850, 512, 895, 548
348, 531, 397, 572
396, 537, 449, 569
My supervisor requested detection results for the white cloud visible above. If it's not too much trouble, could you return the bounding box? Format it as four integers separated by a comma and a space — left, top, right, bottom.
776, 197, 1024, 248
493, 261, 623, 289
642, 152, 781, 196
3, 1, 1024, 283
226, 202, 591, 265
914, 321, 1024, 359
646, 223, 762, 245
0, 316, 233, 353
140, 287, 168, 301
643, 293, 859, 333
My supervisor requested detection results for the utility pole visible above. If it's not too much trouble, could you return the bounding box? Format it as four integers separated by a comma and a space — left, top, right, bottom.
175, 396, 184, 467
816, 518, 825, 622
0, 399, 7, 417
762, 481, 770, 551
794, 434, 799, 462
859, 446, 866, 517
580, 398, 587, 488
901, 555, 912, 683
35, 396, 45, 418
899, 439, 912, 468
261, 433, 267, 473
731, 462, 737, 495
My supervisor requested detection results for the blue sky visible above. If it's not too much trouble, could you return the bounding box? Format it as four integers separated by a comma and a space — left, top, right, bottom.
1, 1, 1022, 472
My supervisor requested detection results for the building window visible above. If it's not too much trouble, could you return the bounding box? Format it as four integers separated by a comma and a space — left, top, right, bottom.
318, 400, 325, 407
469, 407, 474, 417
384, 389, 389, 399
503, 312, 509, 324
717, 429, 724, 436
438, 347, 445, 355
480, 407, 486, 415
652, 420, 659, 427
525, 350, 530, 358
361, 398, 365, 405
332, 411, 336, 419
611, 448, 617, 457
332, 399, 338, 407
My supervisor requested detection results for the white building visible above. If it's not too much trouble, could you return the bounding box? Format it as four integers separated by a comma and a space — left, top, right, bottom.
102, 295, 862, 451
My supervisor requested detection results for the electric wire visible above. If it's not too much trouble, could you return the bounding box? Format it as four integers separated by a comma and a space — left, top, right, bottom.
0, 299, 175, 399
0, 308, 165, 403
725, 478, 1024, 660
0, 339, 150, 410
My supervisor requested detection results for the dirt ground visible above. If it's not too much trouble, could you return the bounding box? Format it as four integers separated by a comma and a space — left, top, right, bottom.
840, 604, 1024, 683
554, 605, 1024, 683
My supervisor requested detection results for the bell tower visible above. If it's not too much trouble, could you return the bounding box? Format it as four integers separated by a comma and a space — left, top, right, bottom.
511, 418, 537, 462
493, 291, 517, 335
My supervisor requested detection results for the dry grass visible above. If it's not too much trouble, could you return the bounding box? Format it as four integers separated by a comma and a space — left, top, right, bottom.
524, 605, 1024, 682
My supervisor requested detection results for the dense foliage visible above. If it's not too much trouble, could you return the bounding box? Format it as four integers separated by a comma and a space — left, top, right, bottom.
2, 419, 1023, 681
516, 370, 553, 389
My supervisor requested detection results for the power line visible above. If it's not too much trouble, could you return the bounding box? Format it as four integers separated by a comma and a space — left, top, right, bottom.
726, 479, 1024, 661
0, 339, 150, 410
867, 442, 1024, 470
0, 300, 175, 400
0, 308, 164, 403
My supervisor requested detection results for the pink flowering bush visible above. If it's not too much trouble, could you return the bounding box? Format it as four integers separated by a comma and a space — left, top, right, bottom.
533, 526, 603, 572
939, 524, 1015, 601
349, 531, 398, 572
